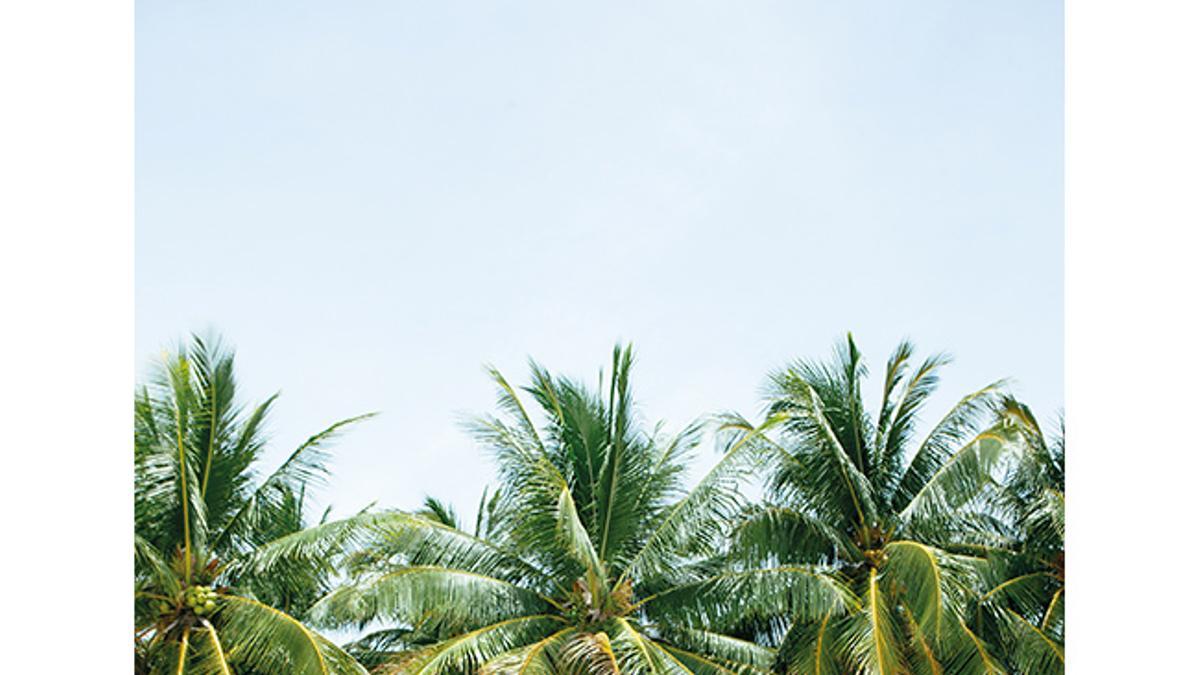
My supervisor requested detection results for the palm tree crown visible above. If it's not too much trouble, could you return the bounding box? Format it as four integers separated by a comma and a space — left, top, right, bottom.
724, 334, 1021, 674
134, 335, 372, 674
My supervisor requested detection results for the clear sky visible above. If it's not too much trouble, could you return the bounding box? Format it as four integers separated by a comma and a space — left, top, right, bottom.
136, 0, 1062, 523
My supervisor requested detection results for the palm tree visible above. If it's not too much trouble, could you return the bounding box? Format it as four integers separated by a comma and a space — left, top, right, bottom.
973, 399, 1064, 674
293, 345, 851, 673
134, 334, 373, 674
723, 335, 1020, 674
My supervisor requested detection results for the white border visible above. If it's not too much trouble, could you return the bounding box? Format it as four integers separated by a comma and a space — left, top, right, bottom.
0, 0, 133, 668
1067, 0, 1200, 670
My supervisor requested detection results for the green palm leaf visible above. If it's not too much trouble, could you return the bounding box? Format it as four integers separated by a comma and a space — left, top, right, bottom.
220, 595, 368, 674
382, 615, 566, 674
310, 566, 556, 631
212, 412, 378, 551
897, 431, 1011, 527
841, 569, 906, 675
639, 566, 854, 629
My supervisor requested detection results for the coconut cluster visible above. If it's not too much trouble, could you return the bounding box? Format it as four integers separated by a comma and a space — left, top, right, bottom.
184, 585, 218, 616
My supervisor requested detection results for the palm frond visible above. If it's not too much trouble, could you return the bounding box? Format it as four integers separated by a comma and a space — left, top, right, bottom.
219, 594, 368, 674
776, 611, 840, 675
839, 569, 905, 675
135, 534, 181, 596
417, 497, 461, 529
561, 630, 622, 673
555, 482, 606, 579
897, 430, 1012, 527
761, 375, 878, 531
729, 504, 850, 565
249, 510, 551, 589
309, 566, 556, 632
655, 626, 776, 674
881, 541, 979, 644
196, 619, 233, 675
954, 618, 1005, 675
379, 615, 566, 675
212, 412, 378, 552
998, 609, 1063, 675
875, 352, 951, 501
639, 566, 855, 630
479, 627, 574, 674
595, 344, 635, 562
893, 382, 1007, 512
618, 415, 767, 583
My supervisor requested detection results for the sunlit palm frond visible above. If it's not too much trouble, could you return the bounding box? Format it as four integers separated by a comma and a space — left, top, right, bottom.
619, 416, 770, 583
212, 412, 377, 552
379, 615, 567, 675
479, 627, 575, 674
839, 569, 906, 675
729, 503, 850, 565
654, 626, 776, 674
555, 482, 606, 579
760, 375, 879, 531
952, 618, 1005, 675
640, 566, 855, 630
219, 594, 368, 674
310, 566, 556, 632
874, 352, 951, 502
192, 619, 233, 675
880, 541, 980, 644
892, 382, 1008, 513
896, 430, 1012, 528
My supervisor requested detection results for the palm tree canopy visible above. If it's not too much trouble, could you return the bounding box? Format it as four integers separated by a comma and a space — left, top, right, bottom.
133, 333, 1064, 675
288, 344, 852, 673
723, 334, 1029, 674
134, 334, 372, 674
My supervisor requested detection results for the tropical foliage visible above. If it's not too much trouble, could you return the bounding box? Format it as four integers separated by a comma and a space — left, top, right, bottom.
973, 399, 1065, 674
717, 335, 1036, 673
134, 334, 1063, 674
134, 336, 373, 674
292, 346, 832, 673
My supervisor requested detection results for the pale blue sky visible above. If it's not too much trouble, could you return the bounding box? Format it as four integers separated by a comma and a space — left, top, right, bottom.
137, 0, 1062, 521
